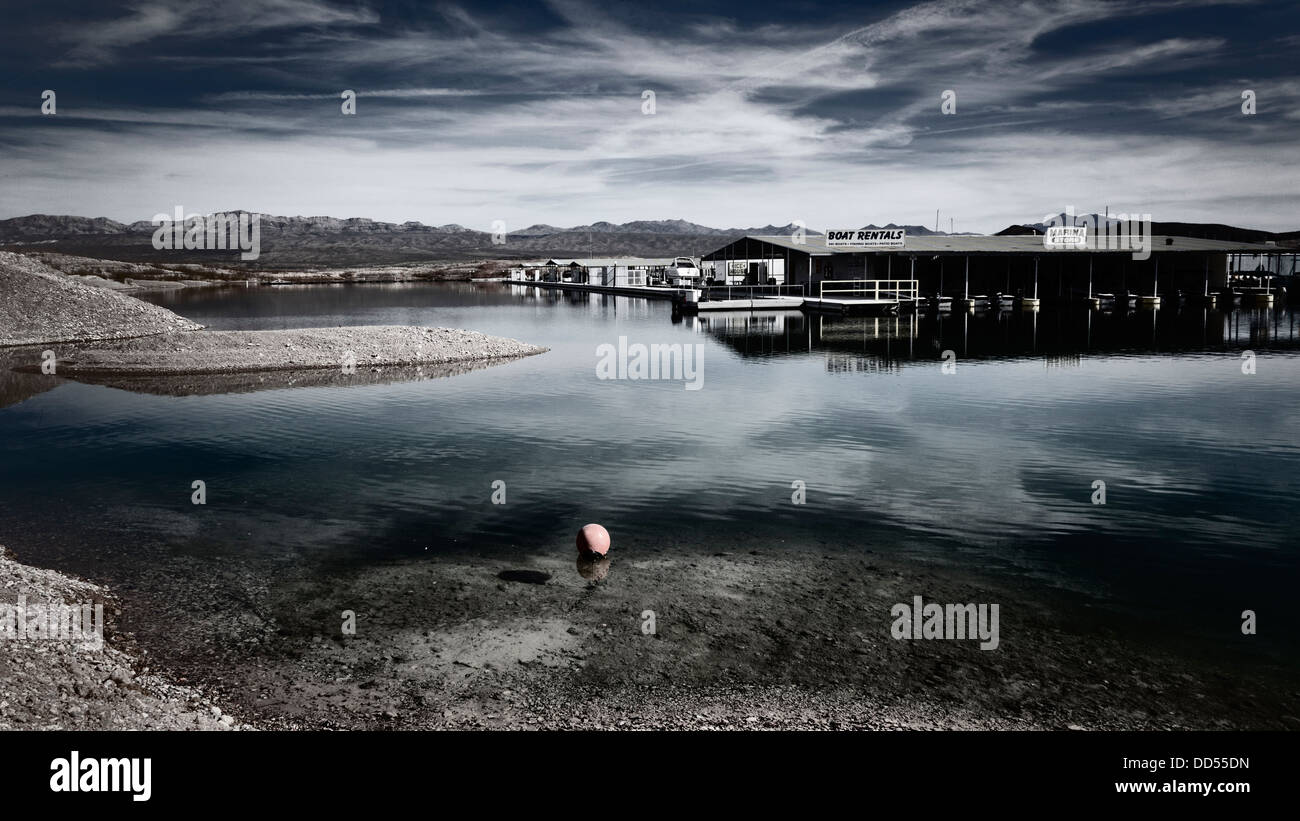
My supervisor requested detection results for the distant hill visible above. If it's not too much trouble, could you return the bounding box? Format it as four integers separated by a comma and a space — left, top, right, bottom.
514, 219, 822, 237
0, 213, 834, 268
1006, 214, 1298, 245
0, 215, 130, 240
860, 223, 958, 236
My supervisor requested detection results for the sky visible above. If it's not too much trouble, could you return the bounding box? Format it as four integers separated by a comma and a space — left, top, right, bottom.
0, 0, 1297, 233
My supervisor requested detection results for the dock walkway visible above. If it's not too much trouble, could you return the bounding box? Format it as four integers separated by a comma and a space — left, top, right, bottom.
510, 278, 916, 315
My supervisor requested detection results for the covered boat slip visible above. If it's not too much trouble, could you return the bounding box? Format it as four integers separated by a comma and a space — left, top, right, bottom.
699, 234, 1296, 310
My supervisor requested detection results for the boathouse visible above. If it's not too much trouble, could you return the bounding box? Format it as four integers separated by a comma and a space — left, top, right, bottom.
700, 234, 1292, 304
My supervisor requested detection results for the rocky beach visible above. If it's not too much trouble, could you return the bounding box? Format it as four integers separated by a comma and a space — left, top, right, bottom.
4, 531, 1295, 731
0, 545, 238, 730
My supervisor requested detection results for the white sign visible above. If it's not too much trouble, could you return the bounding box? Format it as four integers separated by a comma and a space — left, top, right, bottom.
1044, 225, 1087, 250
826, 229, 905, 248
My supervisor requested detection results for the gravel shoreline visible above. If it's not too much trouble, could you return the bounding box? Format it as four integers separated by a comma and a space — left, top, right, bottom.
0, 545, 240, 730
35, 326, 547, 376
2, 251, 547, 394
55, 534, 1298, 732
0, 251, 203, 346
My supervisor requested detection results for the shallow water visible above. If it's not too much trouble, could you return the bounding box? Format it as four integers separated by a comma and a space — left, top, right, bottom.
2, 282, 1297, 665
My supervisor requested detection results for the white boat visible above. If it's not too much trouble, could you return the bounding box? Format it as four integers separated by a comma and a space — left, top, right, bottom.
667, 256, 702, 287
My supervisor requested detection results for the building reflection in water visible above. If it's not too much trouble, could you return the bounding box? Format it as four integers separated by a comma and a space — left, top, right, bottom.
681, 305, 1300, 370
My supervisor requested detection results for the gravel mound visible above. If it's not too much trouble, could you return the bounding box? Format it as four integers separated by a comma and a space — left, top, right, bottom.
58, 359, 519, 397
0, 251, 203, 346
45, 326, 547, 375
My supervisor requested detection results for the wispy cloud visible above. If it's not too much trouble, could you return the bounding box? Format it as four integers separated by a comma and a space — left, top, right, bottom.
205, 88, 485, 102
56, 0, 378, 66
1, 0, 1296, 231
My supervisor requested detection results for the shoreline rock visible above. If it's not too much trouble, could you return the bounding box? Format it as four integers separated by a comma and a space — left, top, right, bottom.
0, 545, 238, 731
0, 251, 203, 346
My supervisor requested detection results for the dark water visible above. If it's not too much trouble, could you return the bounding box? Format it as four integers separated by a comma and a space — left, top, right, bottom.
2, 282, 1298, 665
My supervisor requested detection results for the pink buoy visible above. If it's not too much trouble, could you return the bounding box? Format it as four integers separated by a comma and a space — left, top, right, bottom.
576, 523, 610, 557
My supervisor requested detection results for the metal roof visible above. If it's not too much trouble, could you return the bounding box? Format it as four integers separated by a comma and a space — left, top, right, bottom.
546, 257, 676, 267
702, 234, 1287, 258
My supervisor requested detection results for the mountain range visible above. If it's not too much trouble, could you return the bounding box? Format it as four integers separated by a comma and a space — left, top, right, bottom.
0, 213, 1293, 269
0, 214, 825, 267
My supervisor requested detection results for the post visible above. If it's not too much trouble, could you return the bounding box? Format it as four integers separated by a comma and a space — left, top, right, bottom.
1088, 256, 1093, 298
1034, 257, 1039, 299
1154, 257, 1159, 297
964, 255, 969, 299
748, 235, 759, 287
1203, 256, 1209, 297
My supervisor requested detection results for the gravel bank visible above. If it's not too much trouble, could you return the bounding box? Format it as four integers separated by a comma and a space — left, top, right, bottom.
3, 251, 546, 391
0, 545, 238, 730
52, 359, 518, 397
38, 326, 546, 376
0, 251, 203, 346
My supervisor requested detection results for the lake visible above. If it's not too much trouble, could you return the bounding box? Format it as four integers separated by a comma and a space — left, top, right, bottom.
2, 281, 1297, 672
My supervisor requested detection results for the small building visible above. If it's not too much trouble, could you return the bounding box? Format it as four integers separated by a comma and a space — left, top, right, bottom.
542, 258, 675, 287
506, 261, 551, 282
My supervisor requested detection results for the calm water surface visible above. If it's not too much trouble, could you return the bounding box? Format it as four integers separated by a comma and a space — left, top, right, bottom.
2, 282, 1298, 662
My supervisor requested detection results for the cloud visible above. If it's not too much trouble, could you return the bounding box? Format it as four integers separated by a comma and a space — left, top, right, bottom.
57, 0, 378, 66
3, 0, 1297, 231
205, 88, 485, 103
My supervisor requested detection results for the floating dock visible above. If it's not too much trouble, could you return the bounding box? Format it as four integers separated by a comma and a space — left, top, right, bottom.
518, 280, 687, 301
802, 296, 908, 315
511, 279, 912, 315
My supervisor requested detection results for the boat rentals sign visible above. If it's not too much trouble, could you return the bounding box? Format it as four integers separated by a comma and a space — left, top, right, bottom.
825, 228, 905, 248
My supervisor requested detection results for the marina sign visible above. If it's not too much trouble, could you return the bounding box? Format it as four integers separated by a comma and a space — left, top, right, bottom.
1044, 225, 1088, 250
826, 228, 905, 248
